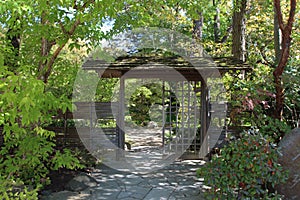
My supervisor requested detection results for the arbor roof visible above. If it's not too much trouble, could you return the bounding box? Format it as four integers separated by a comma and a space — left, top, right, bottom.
82, 55, 252, 81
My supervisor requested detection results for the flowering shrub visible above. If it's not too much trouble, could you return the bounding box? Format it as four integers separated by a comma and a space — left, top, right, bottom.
197, 129, 288, 199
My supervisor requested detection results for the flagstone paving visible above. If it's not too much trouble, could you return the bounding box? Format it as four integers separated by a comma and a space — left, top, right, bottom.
44, 160, 206, 200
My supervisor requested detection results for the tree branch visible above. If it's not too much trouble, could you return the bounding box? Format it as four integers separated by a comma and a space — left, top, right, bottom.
73, 0, 95, 11
274, 0, 296, 78
42, 18, 81, 83
258, 48, 275, 67
69, 18, 81, 35
43, 43, 66, 83
38, 11, 51, 73
286, 0, 296, 33
59, 22, 69, 35
38, 0, 96, 83
73, 0, 77, 9
220, 25, 232, 43
81, 0, 95, 11
274, 0, 284, 31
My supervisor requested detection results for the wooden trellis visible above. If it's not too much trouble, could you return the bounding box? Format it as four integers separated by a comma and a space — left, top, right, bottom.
78, 55, 251, 158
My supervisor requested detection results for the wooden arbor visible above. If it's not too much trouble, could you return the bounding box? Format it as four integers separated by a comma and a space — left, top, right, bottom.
78, 55, 251, 158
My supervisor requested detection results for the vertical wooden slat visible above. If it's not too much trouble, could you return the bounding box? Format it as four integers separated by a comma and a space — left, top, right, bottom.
180, 81, 184, 152
193, 81, 197, 153
187, 81, 191, 151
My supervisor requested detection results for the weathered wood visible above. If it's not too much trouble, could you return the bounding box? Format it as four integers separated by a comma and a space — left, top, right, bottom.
54, 102, 118, 119
48, 102, 119, 148
199, 81, 209, 157
118, 77, 125, 150
82, 56, 252, 80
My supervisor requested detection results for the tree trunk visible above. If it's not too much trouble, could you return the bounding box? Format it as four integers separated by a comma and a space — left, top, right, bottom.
193, 11, 203, 40
38, 11, 54, 82
273, 0, 296, 120
213, 0, 220, 43
232, 0, 247, 62
274, 6, 281, 65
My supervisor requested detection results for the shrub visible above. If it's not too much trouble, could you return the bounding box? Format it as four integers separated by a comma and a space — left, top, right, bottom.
197, 128, 288, 199
257, 116, 291, 143
0, 68, 84, 199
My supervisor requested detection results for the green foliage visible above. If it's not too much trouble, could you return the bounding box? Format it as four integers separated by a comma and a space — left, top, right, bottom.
46, 50, 82, 98
129, 83, 162, 125
283, 59, 300, 127
255, 116, 291, 142
222, 64, 292, 141
223, 68, 271, 126
0, 68, 83, 198
51, 148, 83, 170
198, 129, 288, 199
95, 78, 119, 102
0, 134, 54, 186
118, 0, 193, 35
0, 177, 39, 200
129, 84, 157, 126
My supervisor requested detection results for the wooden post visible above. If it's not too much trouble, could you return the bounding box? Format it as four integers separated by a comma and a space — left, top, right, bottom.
89, 102, 93, 152
200, 80, 208, 158
117, 76, 125, 159
162, 81, 165, 149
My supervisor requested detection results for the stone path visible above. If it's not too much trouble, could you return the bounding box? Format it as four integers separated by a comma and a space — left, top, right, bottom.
125, 127, 162, 148
43, 160, 206, 200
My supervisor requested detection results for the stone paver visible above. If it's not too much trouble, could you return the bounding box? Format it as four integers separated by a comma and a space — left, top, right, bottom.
43, 160, 206, 200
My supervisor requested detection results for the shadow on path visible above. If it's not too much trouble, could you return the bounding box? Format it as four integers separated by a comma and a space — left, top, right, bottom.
43, 160, 206, 200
